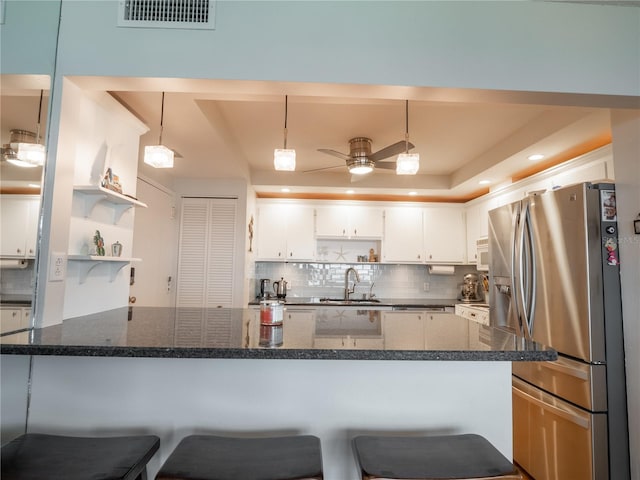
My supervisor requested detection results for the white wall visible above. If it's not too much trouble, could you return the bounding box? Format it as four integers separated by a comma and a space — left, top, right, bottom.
40, 79, 148, 322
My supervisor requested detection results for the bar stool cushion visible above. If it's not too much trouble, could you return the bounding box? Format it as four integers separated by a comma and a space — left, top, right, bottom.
155, 434, 323, 480
353, 434, 518, 479
1, 433, 160, 480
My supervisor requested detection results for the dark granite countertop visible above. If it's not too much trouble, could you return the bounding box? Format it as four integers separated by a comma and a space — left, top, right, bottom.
0, 294, 33, 306
0, 306, 556, 361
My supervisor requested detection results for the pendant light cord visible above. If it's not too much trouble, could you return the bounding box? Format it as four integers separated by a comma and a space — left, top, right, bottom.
404, 99, 409, 153
283, 95, 289, 150
159, 92, 165, 145
36, 90, 44, 143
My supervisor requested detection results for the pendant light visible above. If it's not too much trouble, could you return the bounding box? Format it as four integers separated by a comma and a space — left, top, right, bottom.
5, 90, 46, 167
273, 95, 296, 171
144, 92, 174, 169
396, 100, 419, 175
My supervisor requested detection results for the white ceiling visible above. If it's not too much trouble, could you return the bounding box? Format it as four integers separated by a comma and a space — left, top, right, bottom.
2, 75, 617, 200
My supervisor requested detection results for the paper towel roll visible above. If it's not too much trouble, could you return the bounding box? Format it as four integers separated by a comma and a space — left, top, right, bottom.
428, 265, 455, 275
0, 259, 29, 269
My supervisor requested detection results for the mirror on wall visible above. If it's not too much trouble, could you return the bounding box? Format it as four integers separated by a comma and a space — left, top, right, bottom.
0, 75, 50, 312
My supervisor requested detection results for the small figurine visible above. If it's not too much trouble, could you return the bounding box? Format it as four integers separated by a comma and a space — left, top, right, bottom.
368, 248, 377, 263
93, 230, 105, 256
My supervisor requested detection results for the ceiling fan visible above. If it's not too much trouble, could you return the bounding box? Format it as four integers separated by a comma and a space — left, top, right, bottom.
306, 137, 414, 175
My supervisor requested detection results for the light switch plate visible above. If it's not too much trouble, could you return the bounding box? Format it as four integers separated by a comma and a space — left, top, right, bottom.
49, 252, 66, 281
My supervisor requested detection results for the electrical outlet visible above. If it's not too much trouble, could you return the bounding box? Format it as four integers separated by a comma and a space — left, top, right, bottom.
423, 282, 430, 292
49, 252, 66, 281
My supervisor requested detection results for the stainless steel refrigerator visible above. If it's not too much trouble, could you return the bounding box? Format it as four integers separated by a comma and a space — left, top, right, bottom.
488, 182, 629, 480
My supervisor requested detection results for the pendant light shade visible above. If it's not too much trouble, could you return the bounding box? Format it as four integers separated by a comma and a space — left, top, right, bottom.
396, 100, 419, 175
396, 153, 420, 175
144, 92, 174, 169
274, 95, 296, 171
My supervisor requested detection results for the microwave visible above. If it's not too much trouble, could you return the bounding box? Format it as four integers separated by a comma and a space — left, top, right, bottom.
476, 237, 489, 271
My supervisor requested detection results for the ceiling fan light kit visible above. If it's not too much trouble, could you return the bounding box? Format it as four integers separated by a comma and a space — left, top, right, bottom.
144, 92, 174, 169
2, 129, 45, 168
347, 157, 375, 175
274, 95, 296, 171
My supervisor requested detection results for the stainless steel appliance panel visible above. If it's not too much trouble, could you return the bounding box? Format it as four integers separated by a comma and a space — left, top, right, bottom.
513, 377, 609, 480
527, 184, 606, 363
512, 355, 607, 411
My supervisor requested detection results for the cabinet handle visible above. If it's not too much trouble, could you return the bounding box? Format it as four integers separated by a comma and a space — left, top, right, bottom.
16, 248, 22, 254
289, 252, 293, 257
429, 254, 433, 259
12, 312, 17, 317
417, 254, 421, 259
278, 252, 282, 257
354, 229, 357, 236
342, 229, 346, 235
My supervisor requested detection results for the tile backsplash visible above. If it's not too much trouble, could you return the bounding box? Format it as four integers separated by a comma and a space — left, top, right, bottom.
255, 261, 481, 301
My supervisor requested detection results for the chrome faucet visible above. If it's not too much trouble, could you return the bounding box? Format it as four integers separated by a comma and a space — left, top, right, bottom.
344, 267, 360, 300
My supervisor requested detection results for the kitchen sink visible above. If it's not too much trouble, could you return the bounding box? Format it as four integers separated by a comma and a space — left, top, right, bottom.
316, 298, 382, 305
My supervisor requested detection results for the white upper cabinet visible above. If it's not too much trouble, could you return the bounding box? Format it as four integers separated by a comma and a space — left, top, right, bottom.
0, 195, 40, 258
256, 203, 315, 261
465, 200, 492, 264
423, 206, 466, 264
315, 204, 383, 239
382, 206, 424, 263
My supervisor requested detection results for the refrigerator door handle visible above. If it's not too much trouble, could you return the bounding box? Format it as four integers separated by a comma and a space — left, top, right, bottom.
515, 207, 530, 338
523, 202, 537, 334
513, 383, 591, 430
510, 210, 523, 333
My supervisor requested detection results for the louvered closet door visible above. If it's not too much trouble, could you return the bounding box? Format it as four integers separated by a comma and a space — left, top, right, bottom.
177, 198, 237, 307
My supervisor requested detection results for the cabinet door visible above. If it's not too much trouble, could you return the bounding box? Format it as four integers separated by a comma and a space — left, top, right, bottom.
383, 312, 425, 349
25, 198, 40, 257
0, 196, 29, 257
315, 205, 346, 237
0, 308, 22, 334
283, 310, 315, 348
256, 204, 289, 260
350, 205, 383, 238
382, 207, 423, 263
285, 204, 316, 260
423, 207, 465, 263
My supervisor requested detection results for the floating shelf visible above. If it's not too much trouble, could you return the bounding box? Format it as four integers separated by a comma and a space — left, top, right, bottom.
67, 255, 141, 284
73, 185, 148, 223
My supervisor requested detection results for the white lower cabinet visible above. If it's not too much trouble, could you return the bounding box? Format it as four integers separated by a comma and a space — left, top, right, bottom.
282, 309, 315, 348
383, 311, 425, 349
424, 313, 466, 349
455, 304, 489, 325
0, 307, 31, 334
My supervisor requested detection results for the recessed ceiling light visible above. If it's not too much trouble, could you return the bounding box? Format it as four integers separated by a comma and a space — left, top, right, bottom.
478, 180, 491, 185
280, 188, 290, 193
528, 154, 545, 161
346, 189, 355, 194
408, 191, 417, 196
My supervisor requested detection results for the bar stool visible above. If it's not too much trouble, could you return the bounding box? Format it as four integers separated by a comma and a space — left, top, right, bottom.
155, 434, 323, 480
353, 434, 522, 480
1, 433, 160, 480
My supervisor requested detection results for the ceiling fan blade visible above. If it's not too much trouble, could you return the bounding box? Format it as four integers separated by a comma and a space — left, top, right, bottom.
302, 164, 345, 173
317, 148, 352, 161
369, 141, 415, 162
374, 162, 397, 170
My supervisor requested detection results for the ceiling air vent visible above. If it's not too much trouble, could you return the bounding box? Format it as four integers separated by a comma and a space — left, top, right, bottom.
118, 0, 215, 30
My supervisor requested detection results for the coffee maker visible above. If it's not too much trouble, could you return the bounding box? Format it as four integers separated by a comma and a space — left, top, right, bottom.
259, 279, 271, 299
458, 273, 483, 303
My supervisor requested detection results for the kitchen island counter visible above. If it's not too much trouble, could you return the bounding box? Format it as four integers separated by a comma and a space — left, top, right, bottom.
0, 306, 555, 361
1, 307, 555, 479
